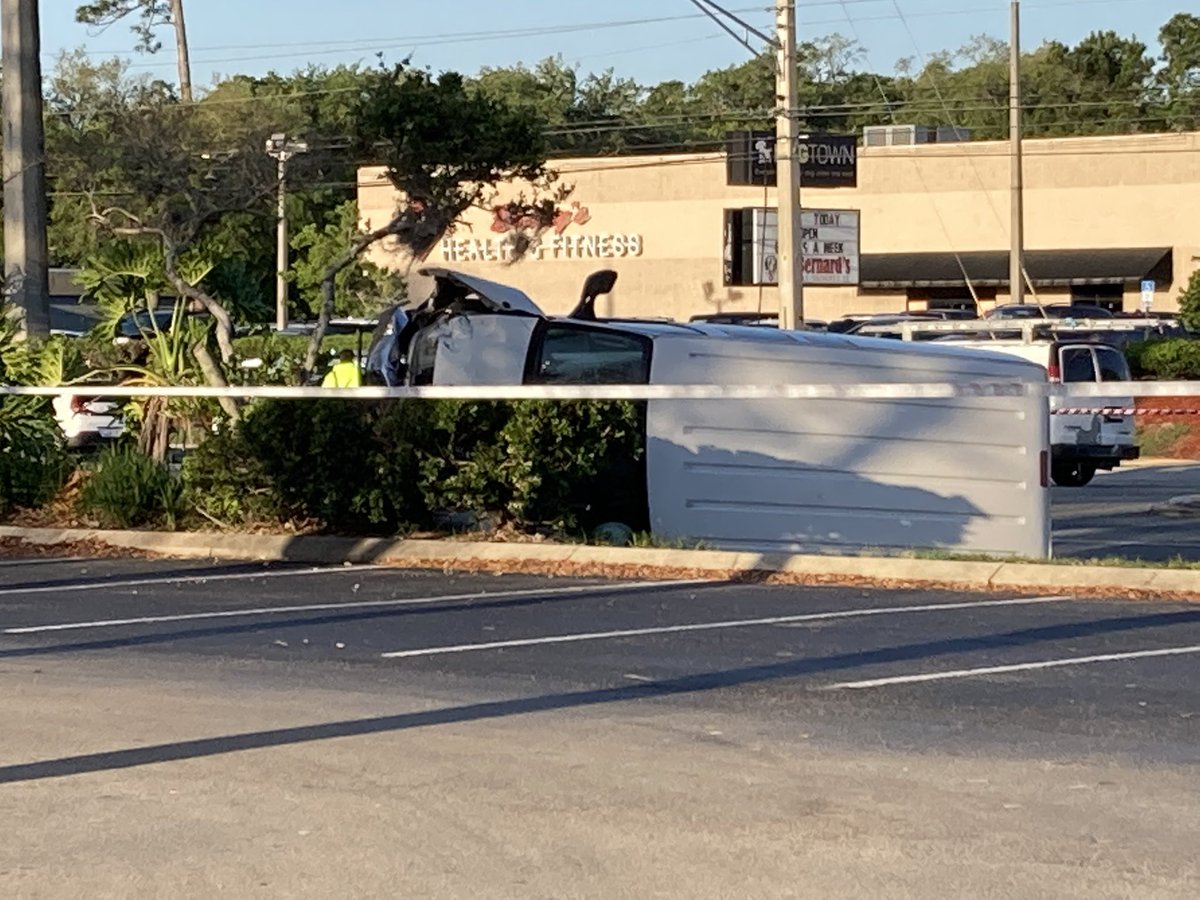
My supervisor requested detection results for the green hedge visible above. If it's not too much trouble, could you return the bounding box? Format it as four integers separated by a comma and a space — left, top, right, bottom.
181, 399, 648, 537
1124, 339, 1200, 380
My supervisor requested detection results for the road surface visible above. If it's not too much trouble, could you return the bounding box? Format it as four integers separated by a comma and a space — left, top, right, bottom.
1053, 459, 1200, 561
1, 558, 1197, 897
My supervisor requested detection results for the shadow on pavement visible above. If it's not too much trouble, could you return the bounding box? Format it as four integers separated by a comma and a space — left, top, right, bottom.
0, 561, 317, 593
2, 607, 1198, 784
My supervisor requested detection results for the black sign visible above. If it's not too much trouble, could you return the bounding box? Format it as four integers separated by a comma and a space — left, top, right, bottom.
725, 130, 858, 188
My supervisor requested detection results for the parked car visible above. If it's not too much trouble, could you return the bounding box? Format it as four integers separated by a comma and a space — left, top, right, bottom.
51, 390, 124, 449
840, 315, 963, 339
931, 337, 1138, 486
985, 303, 1114, 320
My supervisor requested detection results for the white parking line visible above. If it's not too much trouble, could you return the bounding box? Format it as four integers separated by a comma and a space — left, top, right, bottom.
1, 580, 699, 634
823, 644, 1200, 690
378, 595, 1071, 659
0, 564, 393, 599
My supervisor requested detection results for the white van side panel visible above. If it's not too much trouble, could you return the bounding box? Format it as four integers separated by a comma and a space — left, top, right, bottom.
646, 336, 1050, 558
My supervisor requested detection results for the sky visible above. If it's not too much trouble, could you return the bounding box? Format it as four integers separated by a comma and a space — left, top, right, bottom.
29, 0, 1189, 89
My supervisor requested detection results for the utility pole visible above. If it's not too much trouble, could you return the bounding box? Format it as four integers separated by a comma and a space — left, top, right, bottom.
1009, 0, 1025, 307
774, 1, 803, 329
2, 0, 51, 338
169, 0, 193, 104
265, 133, 308, 331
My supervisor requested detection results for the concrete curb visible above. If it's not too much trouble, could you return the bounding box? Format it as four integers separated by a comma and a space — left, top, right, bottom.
2, 525, 1199, 600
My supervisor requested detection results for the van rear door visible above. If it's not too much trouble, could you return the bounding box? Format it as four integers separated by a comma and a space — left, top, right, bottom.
1092, 345, 1135, 449
1054, 343, 1135, 459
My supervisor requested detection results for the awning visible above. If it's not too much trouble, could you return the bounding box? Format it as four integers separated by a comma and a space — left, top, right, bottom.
859, 248, 1173, 289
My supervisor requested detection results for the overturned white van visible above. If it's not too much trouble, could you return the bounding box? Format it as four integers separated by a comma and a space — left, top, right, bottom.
366, 269, 1052, 559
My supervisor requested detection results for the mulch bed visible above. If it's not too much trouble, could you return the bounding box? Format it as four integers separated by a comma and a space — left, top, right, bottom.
1135, 395, 1200, 459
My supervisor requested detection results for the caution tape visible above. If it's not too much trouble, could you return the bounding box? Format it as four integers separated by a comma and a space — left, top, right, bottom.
1053, 408, 1200, 415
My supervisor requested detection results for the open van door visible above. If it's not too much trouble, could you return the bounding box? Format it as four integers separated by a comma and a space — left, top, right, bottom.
1051, 343, 1138, 486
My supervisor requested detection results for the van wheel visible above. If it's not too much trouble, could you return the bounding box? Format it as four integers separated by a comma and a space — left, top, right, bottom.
1051, 461, 1096, 487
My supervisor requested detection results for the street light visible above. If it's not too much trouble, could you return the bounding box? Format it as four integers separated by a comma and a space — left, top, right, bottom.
265, 132, 309, 331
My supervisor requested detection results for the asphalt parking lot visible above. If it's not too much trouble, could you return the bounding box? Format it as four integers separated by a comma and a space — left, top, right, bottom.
1053, 459, 1200, 561
1, 557, 1198, 896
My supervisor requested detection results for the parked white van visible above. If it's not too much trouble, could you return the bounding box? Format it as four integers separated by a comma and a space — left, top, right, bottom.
928, 338, 1138, 486
365, 269, 1052, 558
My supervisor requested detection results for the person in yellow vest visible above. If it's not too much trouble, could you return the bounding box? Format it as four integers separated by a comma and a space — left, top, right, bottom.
322, 348, 362, 388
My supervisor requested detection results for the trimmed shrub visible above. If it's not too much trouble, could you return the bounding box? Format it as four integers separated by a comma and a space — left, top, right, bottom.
412, 401, 513, 518
1133, 339, 1200, 380
182, 398, 649, 536
501, 401, 647, 533
181, 421, 281, 527
0, 398, 72, 516
0, 314, 75, 515
78, 445, 183, 529
236, 398, 380, 531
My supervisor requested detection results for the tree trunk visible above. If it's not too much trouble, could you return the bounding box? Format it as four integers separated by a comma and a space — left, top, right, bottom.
301, 214, 405, 380
137, 396, 171, 463
170, 0, 192, 103
193, 342, 241, 423
162, 243, 235, 362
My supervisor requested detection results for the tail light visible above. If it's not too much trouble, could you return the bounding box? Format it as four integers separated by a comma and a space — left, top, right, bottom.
1047, 361, 1061, 383
70, 395, 88, 413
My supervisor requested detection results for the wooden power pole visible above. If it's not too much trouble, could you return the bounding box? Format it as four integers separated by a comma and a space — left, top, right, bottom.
1009, 0, 1025, 307
2, 0, 51, 338
775, 1, 803, 329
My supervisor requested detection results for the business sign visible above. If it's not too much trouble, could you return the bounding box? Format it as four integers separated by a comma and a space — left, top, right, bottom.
723, 207, 860, 286
439, 200, 644, 263
800, 209, 860, 285
725, 131, 858, 188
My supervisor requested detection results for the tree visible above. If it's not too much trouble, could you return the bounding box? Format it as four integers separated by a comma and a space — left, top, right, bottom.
57, 89, 279, 423
75, 1, 192, 102
1159, 13, 1200, 130
687, 53, 775, 142
1177, 269, 1200, 333
300, 63, 563, 376
289, 200, 406, 318
43, 51, 177, 267
474, 56, 578, 128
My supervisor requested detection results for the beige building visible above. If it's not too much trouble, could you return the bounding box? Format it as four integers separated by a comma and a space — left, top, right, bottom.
358, 130, 1200, 323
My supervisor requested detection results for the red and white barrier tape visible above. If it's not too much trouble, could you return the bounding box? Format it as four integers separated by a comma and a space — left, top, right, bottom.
1054, 408, 1200, 416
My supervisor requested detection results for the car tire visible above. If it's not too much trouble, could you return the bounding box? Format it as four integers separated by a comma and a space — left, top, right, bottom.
1051, 461, 1096, 487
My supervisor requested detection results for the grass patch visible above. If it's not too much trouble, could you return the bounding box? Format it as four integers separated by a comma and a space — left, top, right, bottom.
1136, 422, 1190, 458
906, 549, 1200, 570
629, 531, 711, 551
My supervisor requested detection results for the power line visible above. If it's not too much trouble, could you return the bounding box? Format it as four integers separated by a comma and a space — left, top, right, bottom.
687, 0, 763, 58
694, 0, 777, 46
52, 2, 921, 59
